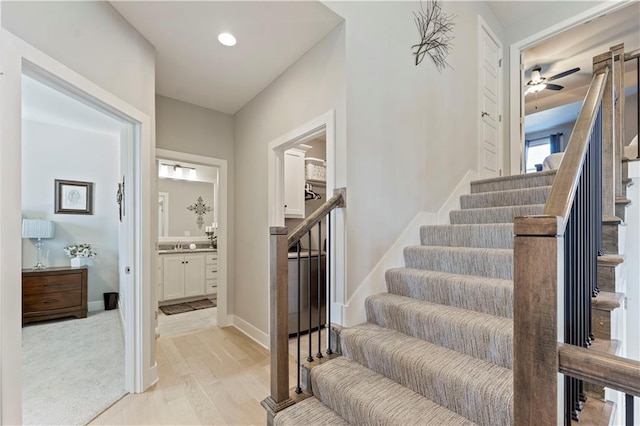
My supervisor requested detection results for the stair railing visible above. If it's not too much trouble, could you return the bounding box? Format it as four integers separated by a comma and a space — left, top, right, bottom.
262, 188, 345, 425
515, 59, 640, 423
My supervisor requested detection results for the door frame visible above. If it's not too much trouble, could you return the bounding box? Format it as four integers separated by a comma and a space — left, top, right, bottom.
155, 148, 229, 327
1, 30, 154, 423
477, 15, 504, 178
508, 1, 634, 175
267, 109, 347, 330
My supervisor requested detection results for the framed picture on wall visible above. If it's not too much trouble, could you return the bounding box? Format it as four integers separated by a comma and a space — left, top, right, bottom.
55, 179, 94, 215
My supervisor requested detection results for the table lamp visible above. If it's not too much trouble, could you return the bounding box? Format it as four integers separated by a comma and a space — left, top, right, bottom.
22, 219, 55, 269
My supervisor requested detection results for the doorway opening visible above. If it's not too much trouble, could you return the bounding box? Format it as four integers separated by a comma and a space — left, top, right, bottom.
20, 73, 129, 424
155, 149, 229, 336
1, 30, 154, 424
267, 109, 346, 336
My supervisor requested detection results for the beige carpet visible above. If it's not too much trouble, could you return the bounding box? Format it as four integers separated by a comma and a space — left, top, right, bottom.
22, 309, 126, 425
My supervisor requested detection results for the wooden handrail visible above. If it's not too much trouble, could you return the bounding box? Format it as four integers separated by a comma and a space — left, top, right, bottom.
263, 187, 346, 425
288, 188, 346, 248
558, 343, 640, 397
542, 68, 609, 235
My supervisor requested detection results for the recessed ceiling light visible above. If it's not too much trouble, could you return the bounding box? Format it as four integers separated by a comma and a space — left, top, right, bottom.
218, 32, 236, 47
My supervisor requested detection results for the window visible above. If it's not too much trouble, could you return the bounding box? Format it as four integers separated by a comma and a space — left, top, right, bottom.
525, 137, 551, 173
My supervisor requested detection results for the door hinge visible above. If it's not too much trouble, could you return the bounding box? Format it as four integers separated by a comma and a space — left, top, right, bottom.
499, 114, 502, 122
499, 58, 502, 68
520, 63, 525, 71
499, 169, 503, 176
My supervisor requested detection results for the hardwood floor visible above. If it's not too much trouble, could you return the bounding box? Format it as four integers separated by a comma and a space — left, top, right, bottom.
91, 318, 331, 425
90, 325, 271, 425
158, 307, 217, 337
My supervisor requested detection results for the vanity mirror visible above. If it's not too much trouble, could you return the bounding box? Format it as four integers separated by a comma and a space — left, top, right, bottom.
157, 158, 218, 241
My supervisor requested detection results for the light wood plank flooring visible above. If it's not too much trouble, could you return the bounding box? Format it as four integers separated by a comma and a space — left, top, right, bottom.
91, 320, 331, 425
158, 307, 217, 337
90, 325, 272, 425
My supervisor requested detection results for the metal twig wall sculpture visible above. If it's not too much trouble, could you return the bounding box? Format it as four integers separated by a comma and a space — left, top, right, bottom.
412, 0, 456, 72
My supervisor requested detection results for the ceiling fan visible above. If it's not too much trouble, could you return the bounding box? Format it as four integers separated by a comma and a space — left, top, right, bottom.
525, 66, 580, 95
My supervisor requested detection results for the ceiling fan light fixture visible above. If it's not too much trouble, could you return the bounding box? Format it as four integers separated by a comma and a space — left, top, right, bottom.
531, 69, 543, 84
218, 32, 237, 47
526, 83, 547, 95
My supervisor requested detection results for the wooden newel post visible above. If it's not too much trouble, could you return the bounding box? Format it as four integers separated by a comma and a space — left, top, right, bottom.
262, 226, 294, 424
513, 216, 562, 426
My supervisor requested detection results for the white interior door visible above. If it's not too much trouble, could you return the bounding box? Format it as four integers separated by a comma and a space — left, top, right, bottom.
478, 20, 503, 179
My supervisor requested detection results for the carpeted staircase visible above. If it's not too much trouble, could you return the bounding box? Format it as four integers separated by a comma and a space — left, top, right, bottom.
274, 170, 557, 426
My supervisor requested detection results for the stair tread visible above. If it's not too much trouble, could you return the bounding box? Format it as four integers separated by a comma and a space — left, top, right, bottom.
366, 293, 513, 368
588, 338, 621, 356
404, 246, 513, 280
341, 323, 513, 426
470, 170, 556, 188
450, 204, 545, 224
602, 215, 623, 225
311, 356, 477, 425
420, 223, 514, 249
386, 268, 513, 318
460, 186, 551, 209
592, 291, 624, 311
570, 398, 615, 425
597, 254, 624, 266
274, 396, 348, 426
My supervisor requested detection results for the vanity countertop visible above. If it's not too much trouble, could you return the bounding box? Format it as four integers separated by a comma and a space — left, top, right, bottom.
158, 248, 217, 254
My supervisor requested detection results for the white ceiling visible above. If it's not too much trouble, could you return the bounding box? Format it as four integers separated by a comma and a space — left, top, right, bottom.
110, 1, 343, 115
22, 75, 125, 135
522, 2, 640, 116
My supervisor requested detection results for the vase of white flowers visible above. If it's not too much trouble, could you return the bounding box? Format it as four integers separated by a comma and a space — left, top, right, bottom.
64, 243, 97, 267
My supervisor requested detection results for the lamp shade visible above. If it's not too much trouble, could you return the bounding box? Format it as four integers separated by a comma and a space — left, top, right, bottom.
22, 219, 55, 239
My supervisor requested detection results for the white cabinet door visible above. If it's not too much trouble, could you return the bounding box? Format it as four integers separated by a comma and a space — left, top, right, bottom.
163, 255, 185, 300
183, 254, 205, 297
284, 148, 306, 219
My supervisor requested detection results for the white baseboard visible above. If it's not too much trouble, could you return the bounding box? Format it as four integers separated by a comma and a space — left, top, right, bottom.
228, 314, 269, 349
437, 170, 477, 224
88, 301, 103, 312
342, 170, 475, 327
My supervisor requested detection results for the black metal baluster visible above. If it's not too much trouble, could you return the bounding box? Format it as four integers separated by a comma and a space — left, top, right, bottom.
326, 214, 333, 355
307, 231, 314, 363
626, 394, 635, 426
317, 220, 323, 359
295, 241, 302, 394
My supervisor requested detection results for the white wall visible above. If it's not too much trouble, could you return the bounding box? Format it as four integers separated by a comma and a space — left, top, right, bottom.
233, 1, 505, 334
325, 1, 503, 302
155, 95, 235, 314
2, 1, 155, 117
233, 23, 345, 333
1, 3, 156, 420
22, 120, 120, 308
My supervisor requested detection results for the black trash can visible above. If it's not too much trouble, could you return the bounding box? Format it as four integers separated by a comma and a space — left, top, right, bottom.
104, 292, 119, 310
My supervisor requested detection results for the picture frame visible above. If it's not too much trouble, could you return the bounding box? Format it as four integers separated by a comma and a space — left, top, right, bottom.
55, 179, 94, 215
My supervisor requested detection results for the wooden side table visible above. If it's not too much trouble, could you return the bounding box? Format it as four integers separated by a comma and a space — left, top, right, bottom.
22, 266, 88, 325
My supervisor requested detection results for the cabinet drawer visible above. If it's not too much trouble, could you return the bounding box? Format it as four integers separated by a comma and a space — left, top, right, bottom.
23, 290, 81, 311
205, 267, 217, 279
23, 274, 81, 295
206, 279, 217, 293
205, 254, 217, 264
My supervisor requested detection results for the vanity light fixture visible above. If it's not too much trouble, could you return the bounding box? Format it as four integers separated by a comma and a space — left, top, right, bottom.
159, 163, 197, 181
218, 32, 237, 47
